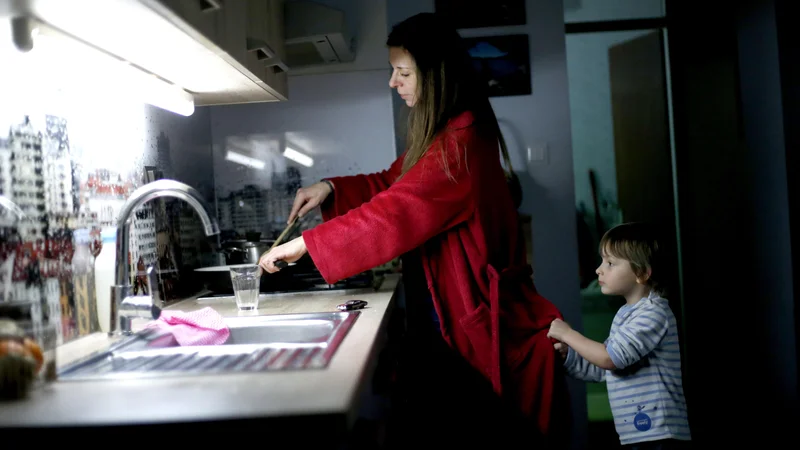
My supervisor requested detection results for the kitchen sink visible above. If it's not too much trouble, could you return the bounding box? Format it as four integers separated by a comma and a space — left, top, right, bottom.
58, 311, 360, 381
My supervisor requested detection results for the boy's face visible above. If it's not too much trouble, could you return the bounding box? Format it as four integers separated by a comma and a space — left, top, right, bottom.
595, 250, 641, 297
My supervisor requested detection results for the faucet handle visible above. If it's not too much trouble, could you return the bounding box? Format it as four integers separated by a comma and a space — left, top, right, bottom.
110, 266, 162, 336
146, 265, 162, 309
146, 266, 163, 319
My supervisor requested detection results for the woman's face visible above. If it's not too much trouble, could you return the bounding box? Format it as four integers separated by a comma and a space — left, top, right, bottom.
389, 47, 418, 107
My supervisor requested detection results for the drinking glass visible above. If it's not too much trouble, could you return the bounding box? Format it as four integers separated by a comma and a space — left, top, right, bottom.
229, 264, 261, 311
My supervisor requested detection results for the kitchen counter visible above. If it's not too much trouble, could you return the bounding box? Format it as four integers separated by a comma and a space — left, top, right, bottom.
0, 274, 401, 432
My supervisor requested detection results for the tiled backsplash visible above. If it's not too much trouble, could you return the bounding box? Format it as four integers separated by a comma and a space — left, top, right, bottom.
0, 98, 215, 343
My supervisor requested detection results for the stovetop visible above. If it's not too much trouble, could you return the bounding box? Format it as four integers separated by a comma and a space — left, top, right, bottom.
198, 269, 377, 300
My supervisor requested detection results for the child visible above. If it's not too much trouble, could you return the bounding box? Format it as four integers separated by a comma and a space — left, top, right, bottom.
548, 222, 691, 449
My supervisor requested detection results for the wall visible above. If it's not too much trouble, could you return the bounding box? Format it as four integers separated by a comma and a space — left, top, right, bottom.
774, 0, 800, 398
0, 35, 216, 342
208, 70, 396, 238
566, 29, 652, 232
736, 0, 796, 422
666, 0, 797, 444
563, 0, 664, 23
386, 1, 586, 447
208, 0, 395, 241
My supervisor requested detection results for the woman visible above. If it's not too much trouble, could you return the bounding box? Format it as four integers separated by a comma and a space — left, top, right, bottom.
260, 13, 569, 448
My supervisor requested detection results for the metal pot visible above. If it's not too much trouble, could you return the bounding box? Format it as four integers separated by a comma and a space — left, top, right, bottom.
221, 239, 274, 265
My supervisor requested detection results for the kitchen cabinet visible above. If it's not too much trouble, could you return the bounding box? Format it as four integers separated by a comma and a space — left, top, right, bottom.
152, 0, 288, 103
156, 0, 232, 53
245, 0, 289, 101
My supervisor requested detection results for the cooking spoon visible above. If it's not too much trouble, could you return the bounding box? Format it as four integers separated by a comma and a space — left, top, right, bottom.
260, 215, 301, 271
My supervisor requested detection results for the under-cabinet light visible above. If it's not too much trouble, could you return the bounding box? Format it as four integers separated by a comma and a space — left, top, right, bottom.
12, 17, 194, 116
24, 0, 255, 94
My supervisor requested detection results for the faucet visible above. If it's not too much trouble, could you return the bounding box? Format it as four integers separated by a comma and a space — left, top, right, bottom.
0, 195, 26, 220
110, 179, 220, 336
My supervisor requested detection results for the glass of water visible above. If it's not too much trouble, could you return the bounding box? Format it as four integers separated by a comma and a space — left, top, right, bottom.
229, 265, 261, 311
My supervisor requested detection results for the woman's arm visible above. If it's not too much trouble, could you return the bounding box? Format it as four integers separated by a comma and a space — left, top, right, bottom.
319, 155, 405, 221
303, 132, 475, 283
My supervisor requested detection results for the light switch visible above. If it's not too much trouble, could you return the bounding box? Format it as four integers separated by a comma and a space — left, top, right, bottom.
527, 143, 548, 164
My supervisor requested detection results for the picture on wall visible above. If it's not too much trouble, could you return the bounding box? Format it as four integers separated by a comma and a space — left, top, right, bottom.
434, 0, 526, 29
464, 34, 531, 97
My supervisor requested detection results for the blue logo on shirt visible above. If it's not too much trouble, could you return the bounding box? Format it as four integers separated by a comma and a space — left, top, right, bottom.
634, 412, 652, 431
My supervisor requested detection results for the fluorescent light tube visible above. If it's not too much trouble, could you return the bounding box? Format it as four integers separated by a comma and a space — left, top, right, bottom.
20, 18, 195, 116
283, 147, 313, 167
225, 150, 266, 170
25, 0, 262, 94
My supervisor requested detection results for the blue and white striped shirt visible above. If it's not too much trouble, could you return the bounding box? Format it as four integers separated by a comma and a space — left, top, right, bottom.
564, 291, 691, 445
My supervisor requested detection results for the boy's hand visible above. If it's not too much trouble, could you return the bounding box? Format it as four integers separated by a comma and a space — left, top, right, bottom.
547, 318, 573, 342
554, 341, 569, 360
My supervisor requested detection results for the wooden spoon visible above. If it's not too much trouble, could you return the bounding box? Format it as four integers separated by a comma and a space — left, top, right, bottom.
259, 216, 301, 270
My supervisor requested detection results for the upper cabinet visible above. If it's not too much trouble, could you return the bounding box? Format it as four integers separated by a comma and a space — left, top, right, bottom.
145, 0, 289, 104
244, 0, 289, 102
10, 0, 289, 107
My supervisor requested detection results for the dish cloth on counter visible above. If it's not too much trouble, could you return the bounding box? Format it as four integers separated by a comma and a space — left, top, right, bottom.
145, 307, 230, 346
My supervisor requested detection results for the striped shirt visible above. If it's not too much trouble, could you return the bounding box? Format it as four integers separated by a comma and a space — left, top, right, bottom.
564, 291, 691, 445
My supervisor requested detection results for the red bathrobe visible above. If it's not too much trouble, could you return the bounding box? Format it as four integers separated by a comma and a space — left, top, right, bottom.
303, 111, 569, 438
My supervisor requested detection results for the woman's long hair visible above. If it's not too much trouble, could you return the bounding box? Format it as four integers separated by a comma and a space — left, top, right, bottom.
387, 13, 515, 184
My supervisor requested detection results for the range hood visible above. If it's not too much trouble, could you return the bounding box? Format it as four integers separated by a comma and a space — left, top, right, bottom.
284, 1, 355, 68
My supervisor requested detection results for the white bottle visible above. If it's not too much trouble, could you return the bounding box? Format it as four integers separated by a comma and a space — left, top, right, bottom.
94, 227, 117, 334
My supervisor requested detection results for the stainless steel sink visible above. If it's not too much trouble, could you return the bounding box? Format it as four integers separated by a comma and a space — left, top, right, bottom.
58, 311, 360, 381
226, 314, 340, 345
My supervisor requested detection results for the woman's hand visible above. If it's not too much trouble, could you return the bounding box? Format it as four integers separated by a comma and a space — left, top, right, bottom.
258, 237, 308, 273
288, 181, 333, 224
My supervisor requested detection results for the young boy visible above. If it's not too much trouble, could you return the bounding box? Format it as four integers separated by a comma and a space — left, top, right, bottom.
548, 222, 691, 449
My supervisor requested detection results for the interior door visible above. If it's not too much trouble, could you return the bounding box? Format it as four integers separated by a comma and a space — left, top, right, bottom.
609, 31, 681, 320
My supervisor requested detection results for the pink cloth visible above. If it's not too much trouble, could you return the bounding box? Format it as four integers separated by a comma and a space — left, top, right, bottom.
146, 307, 230, 346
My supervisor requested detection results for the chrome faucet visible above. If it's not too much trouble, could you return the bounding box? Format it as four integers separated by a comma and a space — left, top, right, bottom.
0, 195, 26, 220
109, 179, 220, 336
